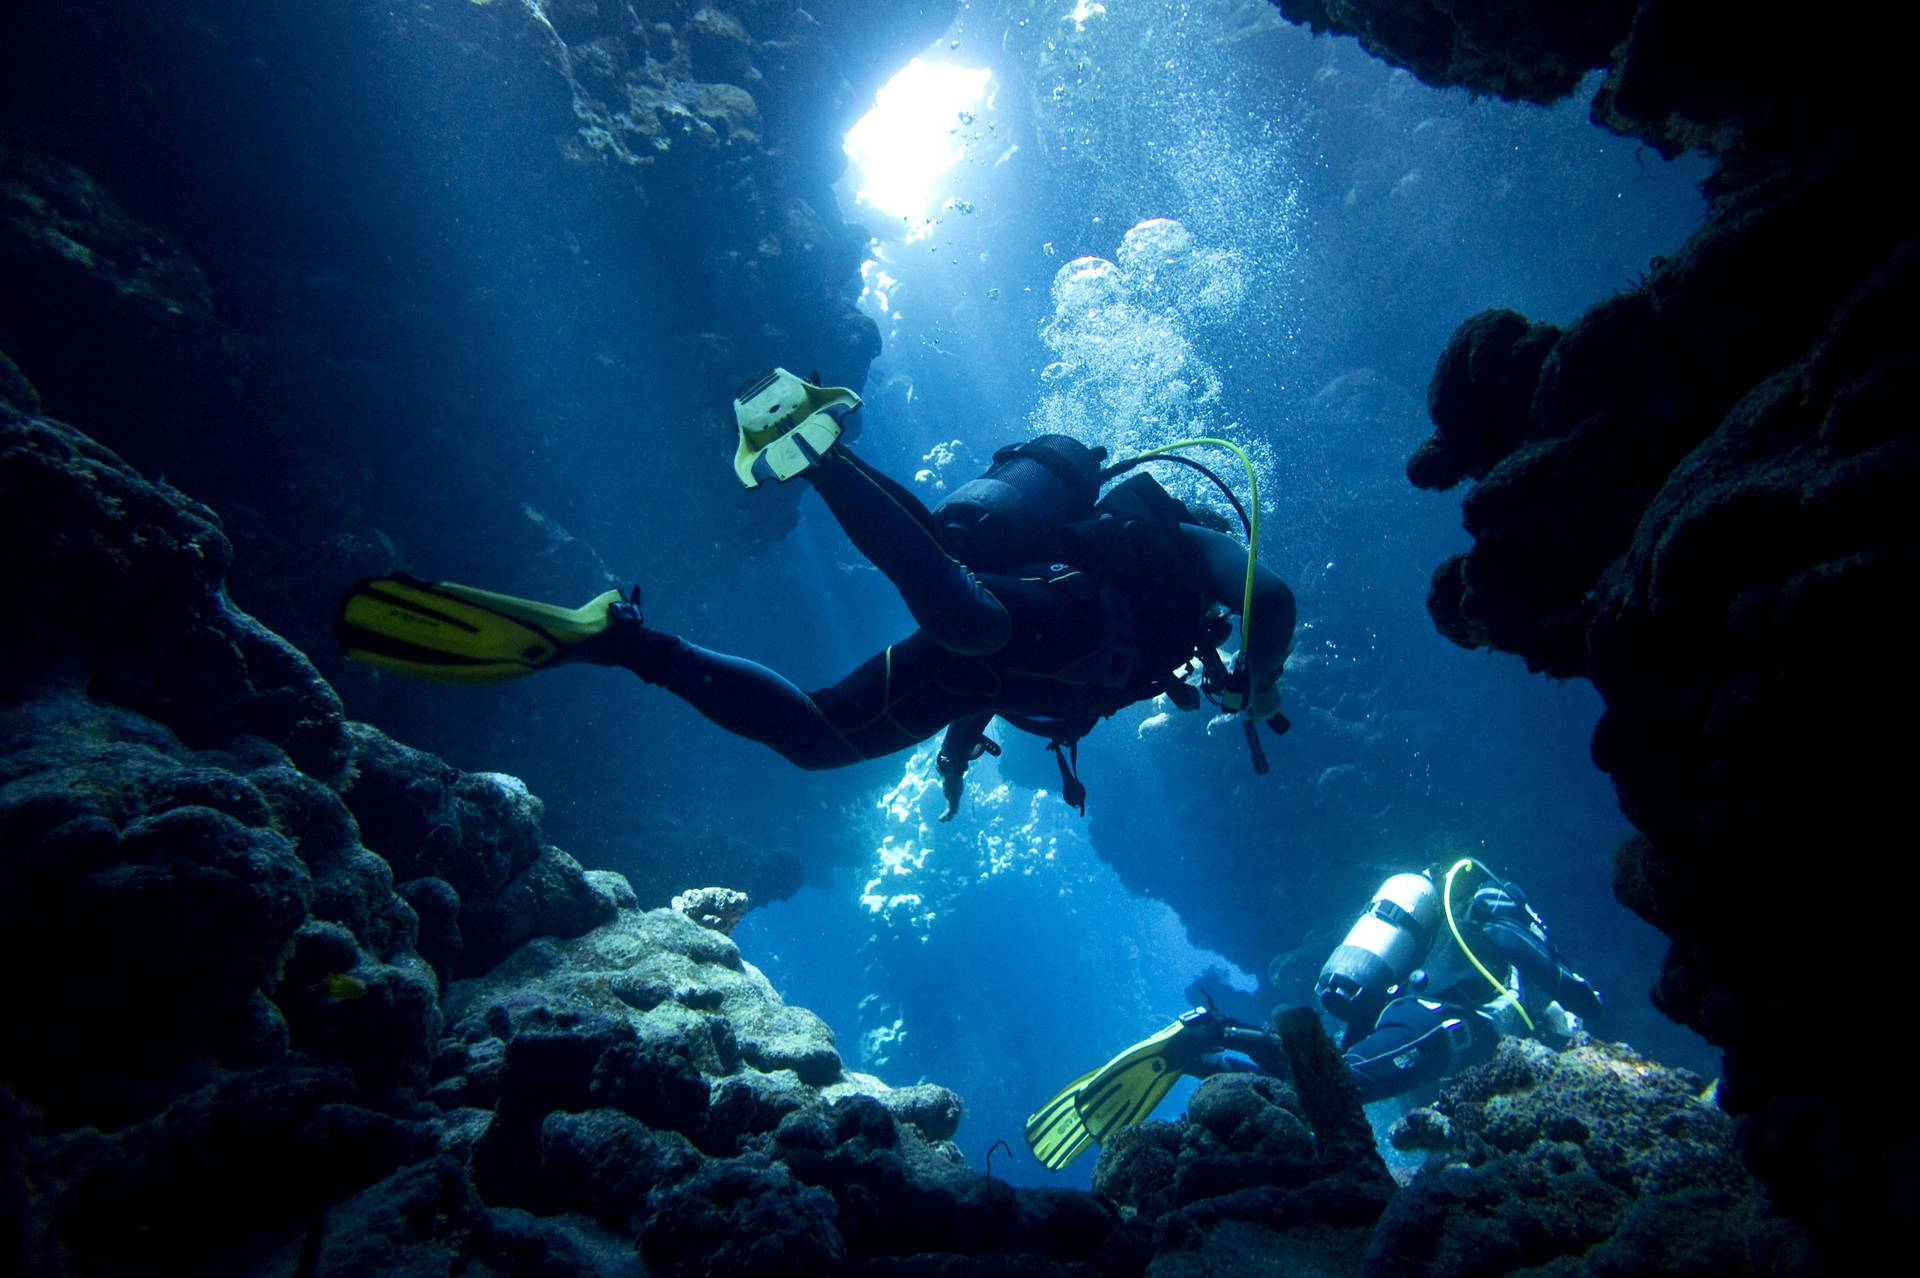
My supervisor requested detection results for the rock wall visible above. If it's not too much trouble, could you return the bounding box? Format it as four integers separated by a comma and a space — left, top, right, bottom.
0, 377, 987, 1274
3, 0, 975, 875
1370, 1038, 1810, 1275
0, 2, 958, 834
0, 0, 931, 576
1274, 0, 1639, 104
1281, 0, 1916, 1253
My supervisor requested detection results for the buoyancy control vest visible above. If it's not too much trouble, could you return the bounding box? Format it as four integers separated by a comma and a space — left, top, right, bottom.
997, 469, 1219, 814
950, 451, 1212, 711
1057, 473, 1215, 704
932, 435, 1261, 815
934, 437, 1212, 711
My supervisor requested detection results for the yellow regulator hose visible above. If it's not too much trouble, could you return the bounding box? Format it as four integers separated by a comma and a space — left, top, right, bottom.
1114, 438, 1262, 666
1443, 857, 1536, 1034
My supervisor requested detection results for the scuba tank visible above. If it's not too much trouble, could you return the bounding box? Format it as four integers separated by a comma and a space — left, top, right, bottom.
928, 431, 1277, 814
1315, 872, 1442, 1027
931, 435, 1108, 571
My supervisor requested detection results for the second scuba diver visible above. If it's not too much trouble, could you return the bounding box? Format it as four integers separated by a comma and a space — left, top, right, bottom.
1025, 858, 1603, 1170
338, 368, 1296, 817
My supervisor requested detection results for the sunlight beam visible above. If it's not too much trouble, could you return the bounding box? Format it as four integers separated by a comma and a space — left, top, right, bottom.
845, 58, 992, 228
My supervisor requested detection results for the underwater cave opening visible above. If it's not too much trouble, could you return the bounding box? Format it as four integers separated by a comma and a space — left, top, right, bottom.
843, 56, 995, 237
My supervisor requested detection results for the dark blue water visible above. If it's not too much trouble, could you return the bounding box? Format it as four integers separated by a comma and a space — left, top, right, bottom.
721, 6, 1714, 1190
220, 0, 1721, 1194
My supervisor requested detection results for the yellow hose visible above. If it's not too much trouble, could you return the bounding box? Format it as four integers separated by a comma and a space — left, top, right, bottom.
1442, 857, 1536, 1034
1111, 438, 1262, 679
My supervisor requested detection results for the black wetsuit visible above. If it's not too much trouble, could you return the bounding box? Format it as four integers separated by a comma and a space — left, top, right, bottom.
634, 445, 1292, 770
1177, 887, 1601, 1106
1336, 885, 1604, 1102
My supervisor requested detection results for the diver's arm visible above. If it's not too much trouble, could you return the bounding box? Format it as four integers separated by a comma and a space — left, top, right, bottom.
1179, 525, 1295, 687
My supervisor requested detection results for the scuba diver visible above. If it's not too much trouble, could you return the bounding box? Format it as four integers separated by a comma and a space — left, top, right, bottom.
337, 369, 1296, 817
1025, 858, 1602, 1170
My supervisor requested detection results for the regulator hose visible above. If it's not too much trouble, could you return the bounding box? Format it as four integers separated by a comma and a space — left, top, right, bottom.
1102, 437, 1262, 673
1442, 857, 1536, 1034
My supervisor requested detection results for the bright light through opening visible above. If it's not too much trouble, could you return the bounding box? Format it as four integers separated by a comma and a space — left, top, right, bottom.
845, 58, 991, 226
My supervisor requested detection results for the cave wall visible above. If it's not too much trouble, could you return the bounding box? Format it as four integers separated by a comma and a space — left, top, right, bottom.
1278, 0, 1918, 1252
0, 0, 953, 572
0, 0, 954, 623
2, 0, 1892, 1264
0, 0, 959, 873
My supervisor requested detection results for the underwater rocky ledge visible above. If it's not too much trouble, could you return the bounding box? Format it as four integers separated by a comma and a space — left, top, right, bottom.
0, 378, 1812, 1277
1289, 0, 1917, 1261
2, 0, 1912, 1269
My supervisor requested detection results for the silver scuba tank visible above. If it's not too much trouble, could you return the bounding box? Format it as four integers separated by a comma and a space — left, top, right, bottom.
1315, 872, 1442, 1026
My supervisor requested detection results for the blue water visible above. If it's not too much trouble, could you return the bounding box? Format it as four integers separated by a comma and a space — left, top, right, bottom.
710, 7, 1718, 1189
242, 1, 1722, 1192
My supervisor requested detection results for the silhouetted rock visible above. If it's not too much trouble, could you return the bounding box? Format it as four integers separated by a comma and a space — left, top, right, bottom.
1344, 0, 1916, 1249
40, 1067, 426, 1274
0, 411, 349, 778
1089, 1010, 1394, 1271
641, 1154, 849, 1277
1272, 0, 1639, 104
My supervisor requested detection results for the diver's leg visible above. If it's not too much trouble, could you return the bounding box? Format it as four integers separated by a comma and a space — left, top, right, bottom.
585, 588, 989, 768
805, 448, 1011, 656
630, 635, 865, 770
807, 633, 989, 761
595, 614, 979, 770
584, 615, 857, 768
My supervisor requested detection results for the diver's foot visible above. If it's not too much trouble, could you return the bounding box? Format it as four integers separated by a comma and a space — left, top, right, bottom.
732, 367, 861, 488
574, 587, 680, 682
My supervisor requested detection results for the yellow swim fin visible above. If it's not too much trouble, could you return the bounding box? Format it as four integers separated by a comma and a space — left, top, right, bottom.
336, 575, 625, 685
1072, 1019, 1193, 1151
1024, 1009, 1219, 1172
732, 366, 861, 488
1024, 1067, 1101, 1172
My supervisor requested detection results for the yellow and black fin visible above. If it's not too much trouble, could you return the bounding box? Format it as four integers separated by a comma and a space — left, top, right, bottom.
1024, 1068, 1101, 1172
1024, 1013, 1205, 1173
1072, 1020, 1191, 1150
336, 574, 623, 685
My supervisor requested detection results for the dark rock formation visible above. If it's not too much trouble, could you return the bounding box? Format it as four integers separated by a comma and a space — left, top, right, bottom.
1088, 1010, 1398, 1271
0, 2, 959, 875
0, 374, 969, 1274
303, 1155, 645, 1278
1370, 1038, 1812, 1276
0, 405, 349, 779
0, 406, 445, 1273
0, 0, 956, 591
1273, 0, 1639, 104
1293, 0, 1917, 1254
339, 721, 620, 978
643, 1154, 849, 1277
